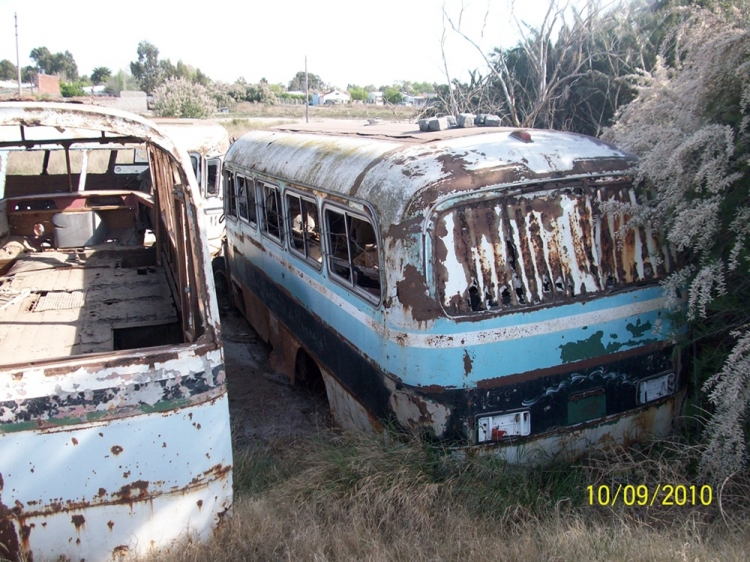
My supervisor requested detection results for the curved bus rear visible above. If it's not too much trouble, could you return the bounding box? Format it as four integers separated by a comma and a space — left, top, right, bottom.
222, 121, 684, 462
152, 118, 230, 257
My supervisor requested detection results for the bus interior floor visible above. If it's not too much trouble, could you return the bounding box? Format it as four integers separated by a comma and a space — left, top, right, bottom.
0, 248, 179, 365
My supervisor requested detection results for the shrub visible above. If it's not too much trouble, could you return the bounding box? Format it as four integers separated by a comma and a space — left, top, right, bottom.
60, 81, 85, 97
605, 8, 750, 480
152, 77, 215, 118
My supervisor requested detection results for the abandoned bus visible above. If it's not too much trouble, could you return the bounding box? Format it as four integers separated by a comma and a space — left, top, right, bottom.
151, 118, 230, 256
0, 103, 232, 561
222, 120, 684, 462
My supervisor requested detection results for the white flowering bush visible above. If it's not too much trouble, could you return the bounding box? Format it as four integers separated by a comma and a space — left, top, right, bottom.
605, 8, 750, 479
152, 77, 215, 118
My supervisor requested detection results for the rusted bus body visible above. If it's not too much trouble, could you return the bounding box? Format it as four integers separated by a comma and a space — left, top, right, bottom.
152, 118, 230, 257
223, 121, 685, 462
0, 103, 232, 561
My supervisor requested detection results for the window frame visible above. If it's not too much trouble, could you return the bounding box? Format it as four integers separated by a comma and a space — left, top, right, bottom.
285, 189, 322, 270
322, 202, 382, 305
224, 169, 237, 221
259, 180, 284, 245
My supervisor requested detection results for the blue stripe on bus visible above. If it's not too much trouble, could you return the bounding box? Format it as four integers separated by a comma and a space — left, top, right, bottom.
233, 231, 672, 390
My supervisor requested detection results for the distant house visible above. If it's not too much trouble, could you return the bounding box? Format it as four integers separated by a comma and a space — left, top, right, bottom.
320, 90, 351, 105
401, 94, 428, 107
367, 91, 384, 105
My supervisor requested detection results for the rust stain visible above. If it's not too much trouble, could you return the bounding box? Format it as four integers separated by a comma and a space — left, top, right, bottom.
463, 350, 473, 376
115, 480, 150, 502
110, 445, 123, 456
71, 437, 78, 446
107, 520, 115, 530
96, 488, 107, 498
113, 545, 129, 557
71, 514, 85, 531
196, 499, 203, 510
0, 498, 21, 562
396, 264, 440, 322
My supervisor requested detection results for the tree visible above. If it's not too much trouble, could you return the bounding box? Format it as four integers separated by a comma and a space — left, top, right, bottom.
441, 0, 663, 135
130, 40, 162, 93
104, 69, 139, 95
347, 85, 368, 101
90, 66, 111, 86
605, 8, 750, 480
0, 59, 17, 81
29, 46, 78, 81
288, 71, 325, 91
383, 86, 402, 105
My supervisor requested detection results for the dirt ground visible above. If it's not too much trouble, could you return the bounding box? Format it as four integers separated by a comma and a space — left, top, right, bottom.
220, 308, 332, 449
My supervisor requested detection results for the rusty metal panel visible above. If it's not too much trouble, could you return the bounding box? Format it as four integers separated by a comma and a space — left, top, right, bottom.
435, 181, 670, 316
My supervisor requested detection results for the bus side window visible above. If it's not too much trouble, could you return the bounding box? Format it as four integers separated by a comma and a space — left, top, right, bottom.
246, 178, 257, 225
206, 159, 220, 197
349, 215, 380, 294
262, 183, 282, 240
287, 193, 321, 268
237, 175, 248, 220
225, 172, 236, 219
325, 207, 380, 299
190, 154, 201, 188
326, 209, 351, 281
303, 198, 321, 263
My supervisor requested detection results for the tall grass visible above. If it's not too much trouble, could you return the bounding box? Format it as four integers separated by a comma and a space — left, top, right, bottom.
139, 429, 750, 562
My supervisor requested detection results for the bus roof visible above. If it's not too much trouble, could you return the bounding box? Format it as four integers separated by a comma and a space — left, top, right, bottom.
226, 120, 635, 229
151, 118, 230, 157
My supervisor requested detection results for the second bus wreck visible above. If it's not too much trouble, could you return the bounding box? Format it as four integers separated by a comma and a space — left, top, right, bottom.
221, 120, 684, 463
0, 102, 232, 562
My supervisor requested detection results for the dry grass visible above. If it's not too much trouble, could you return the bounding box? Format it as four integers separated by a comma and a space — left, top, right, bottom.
225, 102, 420, 122
136, 429, 750, 562
217, 102, 423, 141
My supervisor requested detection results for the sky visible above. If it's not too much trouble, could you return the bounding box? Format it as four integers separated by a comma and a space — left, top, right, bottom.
0, 0, 568, 89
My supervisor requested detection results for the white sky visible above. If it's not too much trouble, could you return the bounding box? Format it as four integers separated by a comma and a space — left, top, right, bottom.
0, 0, 565, 89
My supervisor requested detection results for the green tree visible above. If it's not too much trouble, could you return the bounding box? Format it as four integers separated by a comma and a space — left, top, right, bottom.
21, 66, 36, 83
289, 71, 325, 91
90, 66, 111, 86
0, 59, 17, 80
130, 40, 162, 93
104, 69, 139, 95
29, 46, 78, 81
383, 86, 402, 105
347, 85, 368, 101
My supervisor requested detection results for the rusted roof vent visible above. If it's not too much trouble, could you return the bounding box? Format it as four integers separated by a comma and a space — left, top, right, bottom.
510, 130, 533, 143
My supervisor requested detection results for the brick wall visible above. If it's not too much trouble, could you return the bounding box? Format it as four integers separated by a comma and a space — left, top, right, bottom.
35, 74, 60, 96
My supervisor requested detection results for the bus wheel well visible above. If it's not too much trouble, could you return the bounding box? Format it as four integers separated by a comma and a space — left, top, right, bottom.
294, 348, 326, 398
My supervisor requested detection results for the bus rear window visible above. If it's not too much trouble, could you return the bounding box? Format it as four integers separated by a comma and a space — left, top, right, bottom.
435, 183, 670, 315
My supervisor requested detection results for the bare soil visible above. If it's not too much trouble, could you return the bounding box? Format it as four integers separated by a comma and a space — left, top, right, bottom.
220, 308, 332, 449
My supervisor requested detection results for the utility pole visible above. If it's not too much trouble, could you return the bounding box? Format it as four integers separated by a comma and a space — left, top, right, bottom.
305, 56, 309, 123
15, 13, 22, 97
